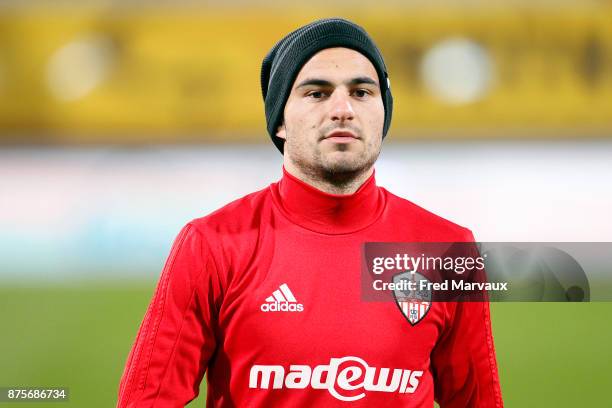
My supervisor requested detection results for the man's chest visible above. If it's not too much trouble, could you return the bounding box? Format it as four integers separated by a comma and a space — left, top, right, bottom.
216, 232, 445, 371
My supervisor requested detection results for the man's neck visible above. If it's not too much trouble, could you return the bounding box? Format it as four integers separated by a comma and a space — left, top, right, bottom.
283, 162, 374, 195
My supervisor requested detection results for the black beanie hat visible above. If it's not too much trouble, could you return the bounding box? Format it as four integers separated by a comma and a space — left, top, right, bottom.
261, 18, 393, 153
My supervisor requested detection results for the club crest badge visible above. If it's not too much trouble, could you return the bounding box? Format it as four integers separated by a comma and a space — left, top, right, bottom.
392, 272, 432, 326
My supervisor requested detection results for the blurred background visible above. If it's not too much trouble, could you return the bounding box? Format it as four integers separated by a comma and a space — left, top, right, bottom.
0, 0, 611, 406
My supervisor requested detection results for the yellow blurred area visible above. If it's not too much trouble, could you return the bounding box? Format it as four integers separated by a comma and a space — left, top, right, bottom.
0, 4, 611, 143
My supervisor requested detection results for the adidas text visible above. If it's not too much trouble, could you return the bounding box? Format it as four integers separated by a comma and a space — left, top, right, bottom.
260, 283, 304, 313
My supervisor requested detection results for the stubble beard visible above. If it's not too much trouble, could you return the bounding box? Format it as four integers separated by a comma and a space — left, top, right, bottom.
285, 128, 381, 189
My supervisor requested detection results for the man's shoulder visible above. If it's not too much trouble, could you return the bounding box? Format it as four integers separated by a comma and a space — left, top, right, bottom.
382, 188, 474, 241
189, 184, 273, 235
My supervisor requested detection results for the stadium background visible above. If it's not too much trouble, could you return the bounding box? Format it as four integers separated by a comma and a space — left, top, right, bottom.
1, 0, 611, 406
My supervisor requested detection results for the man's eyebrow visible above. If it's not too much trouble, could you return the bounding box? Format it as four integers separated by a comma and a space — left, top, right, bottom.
295, 76, 379, 89
347, 76, 378, 87
295, 79, 333, 89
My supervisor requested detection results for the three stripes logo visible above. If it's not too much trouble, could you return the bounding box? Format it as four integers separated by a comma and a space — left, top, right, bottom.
260, 283, 304, 312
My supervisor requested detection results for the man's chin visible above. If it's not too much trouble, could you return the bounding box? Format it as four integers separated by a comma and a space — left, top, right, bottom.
321, 155, 368, 174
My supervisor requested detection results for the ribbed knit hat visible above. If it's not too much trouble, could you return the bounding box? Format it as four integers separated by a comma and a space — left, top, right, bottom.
261, 18, 393, 153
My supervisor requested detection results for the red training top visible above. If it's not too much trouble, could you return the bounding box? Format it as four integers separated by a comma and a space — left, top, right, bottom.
118, 167, 503, 407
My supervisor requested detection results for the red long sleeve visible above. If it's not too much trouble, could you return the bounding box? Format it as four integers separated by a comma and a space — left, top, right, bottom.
432, 300, 503, 407
431, 233, 503, 407
117, 224, 222, 407
117, 168, 502, 407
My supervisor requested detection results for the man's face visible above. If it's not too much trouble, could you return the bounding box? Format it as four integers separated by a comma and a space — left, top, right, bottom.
276, 47, 385, 177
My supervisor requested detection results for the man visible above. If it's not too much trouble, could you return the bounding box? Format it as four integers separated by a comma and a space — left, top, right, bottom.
117, 18, 503, 407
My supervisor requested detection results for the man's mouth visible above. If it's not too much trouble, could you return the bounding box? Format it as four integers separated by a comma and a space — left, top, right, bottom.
323, 130, 359, 143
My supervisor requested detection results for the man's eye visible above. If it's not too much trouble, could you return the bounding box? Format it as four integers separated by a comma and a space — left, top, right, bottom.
354, 89, 370, 98
307, 91, 325, 99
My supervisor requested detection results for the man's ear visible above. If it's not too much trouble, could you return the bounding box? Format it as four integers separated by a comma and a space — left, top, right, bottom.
276, 121, 286, 140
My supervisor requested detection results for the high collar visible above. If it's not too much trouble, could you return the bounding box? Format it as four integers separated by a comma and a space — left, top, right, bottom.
270, 166, 386, 235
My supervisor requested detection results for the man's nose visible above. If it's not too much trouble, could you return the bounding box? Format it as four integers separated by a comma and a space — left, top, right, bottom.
329, 91, 355, 122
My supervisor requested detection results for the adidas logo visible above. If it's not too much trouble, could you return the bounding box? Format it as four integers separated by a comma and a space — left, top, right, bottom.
260, 283, 304, 312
